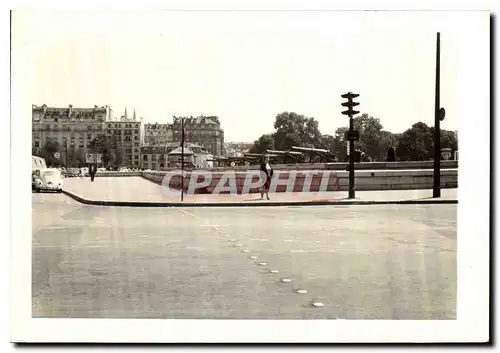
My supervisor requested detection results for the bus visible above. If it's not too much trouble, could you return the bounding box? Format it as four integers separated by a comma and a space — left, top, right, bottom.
32, 156, 47, 171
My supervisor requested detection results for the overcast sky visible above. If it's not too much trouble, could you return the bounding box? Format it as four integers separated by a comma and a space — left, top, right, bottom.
14, 10, 460, 142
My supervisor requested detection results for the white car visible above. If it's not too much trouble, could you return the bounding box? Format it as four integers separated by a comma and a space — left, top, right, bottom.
33, 168, 64, 193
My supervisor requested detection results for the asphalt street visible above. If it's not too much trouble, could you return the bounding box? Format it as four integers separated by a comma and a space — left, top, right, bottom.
32, 193, 457, 319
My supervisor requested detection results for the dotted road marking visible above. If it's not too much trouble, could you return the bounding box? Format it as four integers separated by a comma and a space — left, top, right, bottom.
175, 207, 325, 310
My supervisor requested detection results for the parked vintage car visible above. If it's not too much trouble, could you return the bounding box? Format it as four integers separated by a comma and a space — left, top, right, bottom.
32, 168, 63, 193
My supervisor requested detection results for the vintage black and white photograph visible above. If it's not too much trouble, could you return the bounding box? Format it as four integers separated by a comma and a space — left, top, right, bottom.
9, 7, 489, 343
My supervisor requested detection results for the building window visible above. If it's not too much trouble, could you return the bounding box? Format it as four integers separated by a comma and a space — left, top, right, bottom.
143, 155, 148, 161
152, 163, 157, 170
151, 155, 156, 161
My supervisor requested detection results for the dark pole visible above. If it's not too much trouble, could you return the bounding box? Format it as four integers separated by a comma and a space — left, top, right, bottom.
180, 117, 184, 202
348, 116, 355, 199
65, 138, 68, 167
433, 32, 441, 198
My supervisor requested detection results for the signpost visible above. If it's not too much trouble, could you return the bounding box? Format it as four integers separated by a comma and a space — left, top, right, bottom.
86, 153, 102, 164
341, 92, 360, 199
54, 152, 60, 159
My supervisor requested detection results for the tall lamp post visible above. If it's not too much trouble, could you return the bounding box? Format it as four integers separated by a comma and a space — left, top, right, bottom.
433, 32, 446, 198
341, 92, 360, 199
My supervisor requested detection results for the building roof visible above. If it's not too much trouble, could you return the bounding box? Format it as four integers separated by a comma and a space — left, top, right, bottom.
172, 116, 220, 126
168, 147, 194, 155
144, 123, 170, 129
32, 104, 108, 113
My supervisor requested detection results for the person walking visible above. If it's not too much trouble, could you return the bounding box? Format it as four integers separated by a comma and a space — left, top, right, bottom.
259, 156, 273, 200
89, 164, 96, 183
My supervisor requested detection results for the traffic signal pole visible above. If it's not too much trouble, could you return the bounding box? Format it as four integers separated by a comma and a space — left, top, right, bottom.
341, 92, 360, 199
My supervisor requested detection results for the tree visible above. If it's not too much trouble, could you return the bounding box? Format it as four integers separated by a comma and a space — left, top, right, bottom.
68, 147, 87, 167
396, 122, 434, 161
249, 133, 275, 154
89, 134, 121, 167
439, 129, 458, 154
386, 146, 397, 162
40, 140, 62, 167
273, 112, 323, 150
329, 114, 395, 161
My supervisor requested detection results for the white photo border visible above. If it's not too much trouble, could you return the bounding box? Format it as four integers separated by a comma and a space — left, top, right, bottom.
8, 4, 491, 344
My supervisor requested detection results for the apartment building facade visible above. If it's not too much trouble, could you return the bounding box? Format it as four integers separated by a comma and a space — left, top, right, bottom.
168, 116, 225, 157
32, 104, 111, 165
143, 123, 172, 146
104, 110, 144, 168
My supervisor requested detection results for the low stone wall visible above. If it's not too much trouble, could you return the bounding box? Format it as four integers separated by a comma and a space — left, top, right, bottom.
335, 169, 457, 191
158, 160, 458, 172
94, 161, 457, 177
95, 171, 142, 177
141, 168, 458, 194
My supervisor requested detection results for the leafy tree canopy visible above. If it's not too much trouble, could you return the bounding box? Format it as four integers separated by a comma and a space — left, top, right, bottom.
249, 111, 458, 162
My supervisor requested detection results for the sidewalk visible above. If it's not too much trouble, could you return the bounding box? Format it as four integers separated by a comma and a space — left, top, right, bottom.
62, 176, 458, 207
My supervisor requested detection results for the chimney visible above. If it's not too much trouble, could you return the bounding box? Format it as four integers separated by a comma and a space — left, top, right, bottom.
68, 104, 73, 117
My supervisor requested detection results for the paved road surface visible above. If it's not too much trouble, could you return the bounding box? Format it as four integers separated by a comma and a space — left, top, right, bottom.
32, 193, 457, 319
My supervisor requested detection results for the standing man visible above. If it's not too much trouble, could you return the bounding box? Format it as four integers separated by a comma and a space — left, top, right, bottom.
259, 155, 273, 200
89, 164, 96, 183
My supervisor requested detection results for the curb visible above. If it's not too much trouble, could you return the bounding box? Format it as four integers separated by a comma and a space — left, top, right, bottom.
62, 190, 458, 208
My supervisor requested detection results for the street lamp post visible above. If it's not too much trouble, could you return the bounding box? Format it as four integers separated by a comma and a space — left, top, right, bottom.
341, 92, 360, 199
433, 32, 446, 198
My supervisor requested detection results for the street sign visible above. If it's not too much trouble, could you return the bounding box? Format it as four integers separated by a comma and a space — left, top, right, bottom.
86, 153, 102, 164
345, 130, 360, 141
439, 107, 446, 121
54, 152, 60, 159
